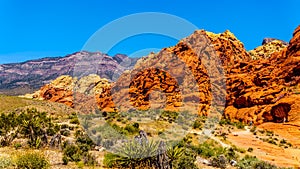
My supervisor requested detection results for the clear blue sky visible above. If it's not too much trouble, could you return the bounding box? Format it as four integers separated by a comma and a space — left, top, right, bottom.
0, 0, 299, 64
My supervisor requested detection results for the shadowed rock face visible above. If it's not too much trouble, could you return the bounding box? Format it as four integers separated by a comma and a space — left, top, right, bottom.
270, 103, 291, 123
0, 52, 137, 95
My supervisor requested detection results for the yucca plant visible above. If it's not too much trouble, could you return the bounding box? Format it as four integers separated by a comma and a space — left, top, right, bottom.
107, 139, 159, 168
19, 108, 53, 148
0, 112, 19, 146
167, 145, 184, 168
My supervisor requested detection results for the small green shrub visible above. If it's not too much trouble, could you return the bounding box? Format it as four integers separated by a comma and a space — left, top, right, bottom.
14, 142, 22, 150
70, 118, 80, 125
237, 155, 286, 169
62, 155, 69, 165
172, 148, 198, 169
0, 156, 12, 169
63, 144, 82, 162
266, 130, 274, 136
82, 152, 97, 166
280, 139, 287, 144
60, 129, 71, 136
16, 152, 49, 169
250, 126, 257, 133
247, 147, 253, 152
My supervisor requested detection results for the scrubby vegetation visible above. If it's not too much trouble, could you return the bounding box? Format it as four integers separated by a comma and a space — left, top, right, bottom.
237, 155, 292, 169
0, 105, 295, 168
16, 151, 49, 169
0, 108, 58, 148
219, 118, 246, 129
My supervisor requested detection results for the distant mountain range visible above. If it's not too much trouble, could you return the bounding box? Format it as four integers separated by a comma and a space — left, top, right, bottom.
0, 51, 138, 95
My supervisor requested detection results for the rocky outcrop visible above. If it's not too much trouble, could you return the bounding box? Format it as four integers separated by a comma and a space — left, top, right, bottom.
249, 39, 287, 60
0, 52, 137, 95
262, 38, 289, 46
206, 30, 251, 65
30, 26, 300, 125
29, 74, 114, 112
224, 25, 300, 124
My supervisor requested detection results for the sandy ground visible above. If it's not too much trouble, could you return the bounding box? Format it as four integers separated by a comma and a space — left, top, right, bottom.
227, 125, 300, 168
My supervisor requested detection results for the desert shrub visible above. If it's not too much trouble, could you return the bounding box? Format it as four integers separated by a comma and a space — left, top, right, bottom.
76, 133, 95, 152
250, 126, 257, 133
267, 138, 277, 145
63, 144, 82, 162
82, 152, 97, 166
62, 155, 69, 165
219, 118, 231, 126
0, 156, 12, 168
0, 112, 19, 146
103, 153, 119, 168
266, 130, 274, 136
167, 145, 184, 168
0, 108, 56, 148
103, 140, 159, 168
234, 121, 246, 129
237, 155, 259, 169
172, 148, 198, 169
19, 108, 54, 148
70, 118, 80, 125
62, 132, 97, 166
219, 118, 245, 129
247, 147, 253, 152
211, 155, 227, 169
280, 139, 287, 144
193, 140, 226, 158
225, 147, 239, 160
14, 142, 22, 150
192, 119, 203, 129
60, 129, 71, 136
159, 110, 179, 123
124, 123, 139, 134
233, 146, 246, 154
236, 155, 285, 169
16, 152, 49, 169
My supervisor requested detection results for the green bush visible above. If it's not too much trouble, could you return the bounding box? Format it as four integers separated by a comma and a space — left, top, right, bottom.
19, 108, 55, 148
103, 140, 159, 168
16, 152, 49, 169
237, 155, 285, 169
14, 142, 22, 150
0, 112, 19, 146
193, 140, 226, 158
250, 126, 257, 133
211, 155, 227, 169
70, 118, 80, 125
124, 123, 139, 134
172, 148, 198, 169
219, 118, 245, 129
0, 156, 12, 169
159, 111, 179, 123
60, 129, 71, 137
63, 144, 82, 162
82, 152, 97, 166
103, 153, 119, 168
76, 133, 95, 152
192, 119, 203, 129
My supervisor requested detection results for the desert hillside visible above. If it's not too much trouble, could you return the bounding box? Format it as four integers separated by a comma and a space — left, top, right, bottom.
8, 25, 300, 169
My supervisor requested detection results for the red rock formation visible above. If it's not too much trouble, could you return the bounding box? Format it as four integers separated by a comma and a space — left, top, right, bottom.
31, 26, 300, 125
224, 25, 300, 124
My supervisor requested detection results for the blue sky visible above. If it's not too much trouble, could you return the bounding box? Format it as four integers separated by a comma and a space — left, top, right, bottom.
0, 0, 299, 64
